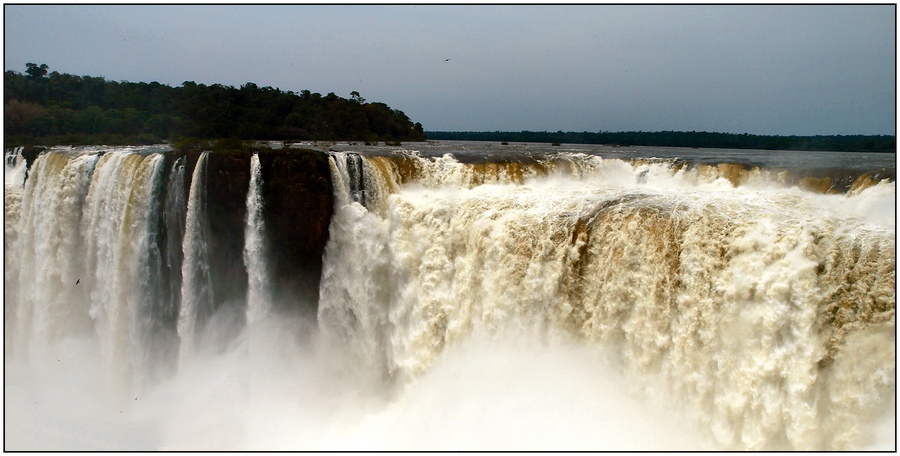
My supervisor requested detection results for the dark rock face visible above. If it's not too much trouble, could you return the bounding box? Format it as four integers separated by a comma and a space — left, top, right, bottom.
206, 152, 252, 319
258, 149, 333, 316
166, 148, 333, 320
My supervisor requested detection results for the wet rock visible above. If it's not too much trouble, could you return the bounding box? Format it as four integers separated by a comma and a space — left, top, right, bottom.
258, 149, 333, 315
167, 147, 333, 319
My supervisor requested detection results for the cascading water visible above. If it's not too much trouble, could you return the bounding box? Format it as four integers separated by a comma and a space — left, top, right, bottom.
10, 152, 99, 360
317, 150, 895, 450
164, 157, 187, 315
4, 144, 894, 451
244, 153, 271, 323
177, 152, 213, 361
83, 152, 167, 389
5, 148, 171, 390
319, 152, 396, 381
5, 146, 27, 188
4, 147, 27, 358
160, 157, 187, 356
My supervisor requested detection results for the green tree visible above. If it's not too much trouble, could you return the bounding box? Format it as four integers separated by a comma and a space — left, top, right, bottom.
4, 99, 45, 134
25, 63, 48, 79
4, 66, 430, 145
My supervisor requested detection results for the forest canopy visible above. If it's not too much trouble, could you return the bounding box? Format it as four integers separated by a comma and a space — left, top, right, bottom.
426, 130, 895, 153
4, 63, 426, 146
6, 64, 893, 153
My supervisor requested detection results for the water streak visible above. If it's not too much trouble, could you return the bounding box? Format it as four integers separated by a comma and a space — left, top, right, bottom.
178, 152, 213, 361
244, 153, 271, 323
164, 157, 187, 324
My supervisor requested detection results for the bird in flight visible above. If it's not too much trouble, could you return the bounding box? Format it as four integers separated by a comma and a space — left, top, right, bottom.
76, 279, 80, 285
445, 59, 451, 62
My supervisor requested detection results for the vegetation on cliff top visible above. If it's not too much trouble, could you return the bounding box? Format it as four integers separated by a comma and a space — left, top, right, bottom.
426, 130, 895, 153
5, 63, 426, 146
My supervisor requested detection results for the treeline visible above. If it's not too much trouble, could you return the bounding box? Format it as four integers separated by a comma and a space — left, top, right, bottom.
4, 63, 426, 146
426, 130, 895, 153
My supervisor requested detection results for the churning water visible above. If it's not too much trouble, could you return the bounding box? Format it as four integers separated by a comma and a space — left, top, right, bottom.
3, 143, 896, 450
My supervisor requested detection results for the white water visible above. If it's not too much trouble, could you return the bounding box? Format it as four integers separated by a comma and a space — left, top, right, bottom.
163, 156, 186, 327
244, 153, 271, 323
177, 152, 212, 361
83, 152, 167, 389
4, 147, 895, 451
4, 147, 27, 358
8, 151, 98, 361
319, 151, 896, 450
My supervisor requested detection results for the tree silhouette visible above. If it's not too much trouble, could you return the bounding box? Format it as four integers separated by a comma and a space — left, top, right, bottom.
4, 65, 427, 145
25, 63, 48, 79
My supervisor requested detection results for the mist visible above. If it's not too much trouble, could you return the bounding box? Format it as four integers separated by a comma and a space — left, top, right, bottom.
5, 313, 724, 451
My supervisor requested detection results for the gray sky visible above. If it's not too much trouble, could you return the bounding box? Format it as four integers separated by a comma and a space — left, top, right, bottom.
4, 4, 895, 135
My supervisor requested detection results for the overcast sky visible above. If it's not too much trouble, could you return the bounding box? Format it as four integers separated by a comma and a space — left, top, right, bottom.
4, 4, 895, 135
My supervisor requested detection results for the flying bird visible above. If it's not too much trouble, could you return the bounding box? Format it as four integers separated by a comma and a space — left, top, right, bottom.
445, 59, 451, 62
76, 279, 80, 285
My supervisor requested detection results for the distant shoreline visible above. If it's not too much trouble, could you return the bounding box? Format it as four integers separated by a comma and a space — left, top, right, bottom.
425, 131, 896, 153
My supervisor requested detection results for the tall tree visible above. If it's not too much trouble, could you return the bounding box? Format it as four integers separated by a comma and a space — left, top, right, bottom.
25, 63, 48, 79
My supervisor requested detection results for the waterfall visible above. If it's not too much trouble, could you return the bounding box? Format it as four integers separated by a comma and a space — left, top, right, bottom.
3, 145, 893, 451
82, 152, 167, 388
345, 152, 366, 206
178, 152, 213, 361
5, 149, 168, 388
9, 152, 99, 359
4, 147, 27, 357
318, 152, 394, 381
316, 151, 895, 450
164, 157, 187, 325
5, 146, 27, 188
244, 153, 271, 323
